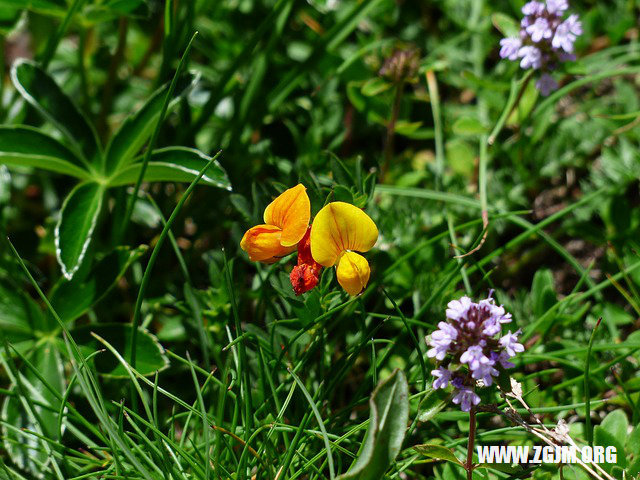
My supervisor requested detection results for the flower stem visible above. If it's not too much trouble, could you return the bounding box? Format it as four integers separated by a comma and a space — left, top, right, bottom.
466, 404, 476, 480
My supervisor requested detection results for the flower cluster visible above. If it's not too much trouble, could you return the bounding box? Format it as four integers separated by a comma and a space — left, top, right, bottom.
427, 294, 524, 412
499, 0, 582, 96
240, 184, 378, 296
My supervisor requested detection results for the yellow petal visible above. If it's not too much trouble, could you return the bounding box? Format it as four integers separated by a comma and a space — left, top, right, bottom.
263, 184, 310, 247
310, 202, 378, 267
336, 251, 371, 296
240, 224, 296, 263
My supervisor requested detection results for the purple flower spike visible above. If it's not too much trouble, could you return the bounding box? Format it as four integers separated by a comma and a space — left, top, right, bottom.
426, 293, 522, 412
498, 0, 582, 95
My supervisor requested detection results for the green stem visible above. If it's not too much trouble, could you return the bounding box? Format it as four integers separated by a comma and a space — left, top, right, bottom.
128, 150, 221, 373
119, 31, 198, 241
40, 0, 86, 69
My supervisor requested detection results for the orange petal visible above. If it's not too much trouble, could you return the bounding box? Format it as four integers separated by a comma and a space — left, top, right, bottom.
240, 224, 296, 263
310, 202, 378, 267
336, 251, 370, 296
263, 184, 310, 247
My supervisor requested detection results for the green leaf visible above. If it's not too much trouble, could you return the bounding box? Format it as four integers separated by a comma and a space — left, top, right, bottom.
531, 269, 556, 318
414, 444, 463, 466
0, 0, 66, 15
0, 279, 46, 344
628, 425, 640, 456
492, 12, 520, 37
337, 369, 409, 480
11, 59, 101, 164
104, 74, 197, 174
72, 324, 168, 377
107, 147, 231, 190
55, 182, 105, 280
594, 427, 626, 471
599, 409, 628, 445
452, 116, 487, 136
50, 245, 149, 323
0, 126, 91, 179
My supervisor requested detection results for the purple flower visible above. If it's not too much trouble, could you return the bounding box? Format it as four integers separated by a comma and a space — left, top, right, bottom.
526, 17, 553, 43
452, 387, 481, 412
552, 14, 582, 52
427, 321, 458, 360
536, 73, 558, 96
460, 345, 491, 371
518, 46, 542, 69
499, 38, 522, 60
495, 350, 515, 368
446, 296, 472, 321
472, 361, 499, 386
522, 1, 545, 15
432, 367, 452, 389
546, 0, 569, 14
500, 330, 525, 357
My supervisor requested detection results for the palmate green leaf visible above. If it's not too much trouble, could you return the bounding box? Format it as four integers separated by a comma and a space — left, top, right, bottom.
1, 342, 65, 477
108, 147, 231, 190
337, 369, 409, 480
72, 324, 168, 378
55, 182, 105, 280
50, 245, 149, 324
104, 74, 198, 174
0, 126, 91, 179
11, 59, 101, 164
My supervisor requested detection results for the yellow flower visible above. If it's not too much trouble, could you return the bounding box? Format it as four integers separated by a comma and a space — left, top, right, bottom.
310, 202, 378, 295
240, 184, 310, 263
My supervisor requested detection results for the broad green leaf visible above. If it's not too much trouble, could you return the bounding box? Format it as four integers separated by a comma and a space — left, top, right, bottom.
628, 425, 640, 456
11, 59, 100, 164
50, 245, 149, 323
0, 279, 46, 344
2, 342, 65, 477
599, 409, 628, 445
72, 324, 168, 377
593, 426, 626, 471
414, 444, 463, 465
104, 74, 197, 174
0, 126, 91, 179
337, 369, 409, 480
107, 147, 231, 190
55, 182, 105, 280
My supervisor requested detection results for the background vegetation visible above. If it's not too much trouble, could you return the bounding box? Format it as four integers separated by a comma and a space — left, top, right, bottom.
0, 0, 639, 479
